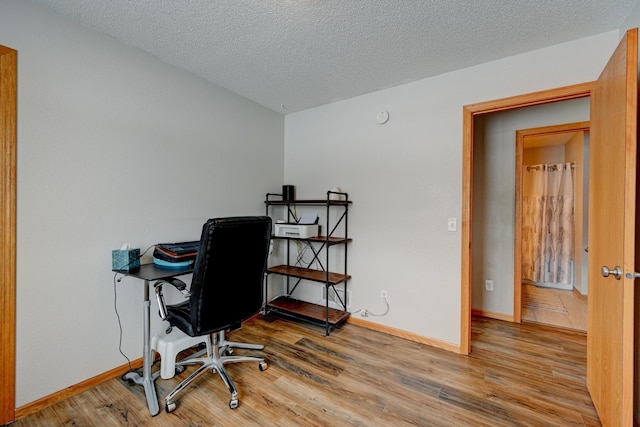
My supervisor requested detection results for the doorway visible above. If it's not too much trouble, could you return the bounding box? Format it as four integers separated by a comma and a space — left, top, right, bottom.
468, 98, 589, 327
515, 122, 590, 332
460, 82, 593, 354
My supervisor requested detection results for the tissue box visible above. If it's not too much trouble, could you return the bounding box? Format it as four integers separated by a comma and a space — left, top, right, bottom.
112, 248, 141, 272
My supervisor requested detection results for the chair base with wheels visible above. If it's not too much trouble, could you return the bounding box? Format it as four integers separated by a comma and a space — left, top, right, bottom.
218, 330, 264, 355
164, 328, 268, 412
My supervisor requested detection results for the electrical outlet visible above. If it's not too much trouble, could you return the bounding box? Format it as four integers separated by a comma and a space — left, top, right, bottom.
485, 280, 494, 291
381, 290, 388, 302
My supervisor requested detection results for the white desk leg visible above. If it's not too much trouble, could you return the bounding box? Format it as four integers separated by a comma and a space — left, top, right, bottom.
123, 279, 160, 416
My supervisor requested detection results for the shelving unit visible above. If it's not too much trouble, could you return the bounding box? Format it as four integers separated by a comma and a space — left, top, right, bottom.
264, 191, 352, 335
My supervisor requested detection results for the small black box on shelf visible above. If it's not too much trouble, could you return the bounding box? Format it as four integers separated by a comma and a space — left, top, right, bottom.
282, 185, 295, 201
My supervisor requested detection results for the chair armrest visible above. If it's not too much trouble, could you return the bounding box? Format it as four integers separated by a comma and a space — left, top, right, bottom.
154, 278, 190, 320
155, 277, 189, 294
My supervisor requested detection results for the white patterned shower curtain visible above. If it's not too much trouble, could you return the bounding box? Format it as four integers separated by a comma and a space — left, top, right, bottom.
522, 163, 574, 286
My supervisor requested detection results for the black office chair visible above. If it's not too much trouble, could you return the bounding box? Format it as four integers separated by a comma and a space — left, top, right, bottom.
153, 216, 272, 412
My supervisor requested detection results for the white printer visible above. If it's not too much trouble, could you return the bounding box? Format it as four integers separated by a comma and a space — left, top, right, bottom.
274, 212, 319, 238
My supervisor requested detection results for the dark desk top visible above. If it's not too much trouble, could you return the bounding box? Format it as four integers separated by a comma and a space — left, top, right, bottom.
115, 263, 194, 281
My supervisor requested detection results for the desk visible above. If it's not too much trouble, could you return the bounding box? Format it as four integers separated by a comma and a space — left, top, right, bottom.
116, 263, 193, 416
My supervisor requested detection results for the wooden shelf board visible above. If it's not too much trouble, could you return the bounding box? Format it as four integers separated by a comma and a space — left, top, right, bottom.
267, 265, 350, 285
267, 296, 350, 326
271, 235, 352, 245
266, 199, 351, 206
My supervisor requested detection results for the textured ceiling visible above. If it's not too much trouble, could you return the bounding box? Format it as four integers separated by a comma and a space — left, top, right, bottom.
35, 0, 638, 113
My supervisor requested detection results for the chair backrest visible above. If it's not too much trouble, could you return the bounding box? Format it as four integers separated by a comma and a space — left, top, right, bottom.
188, 216, 272, 336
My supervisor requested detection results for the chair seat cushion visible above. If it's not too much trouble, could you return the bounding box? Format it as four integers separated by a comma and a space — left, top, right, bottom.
166, 301, 242, 337
166, 301, 196, 336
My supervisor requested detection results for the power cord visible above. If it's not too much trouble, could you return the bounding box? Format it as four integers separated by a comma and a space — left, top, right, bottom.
314, 291, 390, 318
295, 241, 320, 270
113, 245, 155, 374
354, 295, 390, 318
113, 273, 133, 373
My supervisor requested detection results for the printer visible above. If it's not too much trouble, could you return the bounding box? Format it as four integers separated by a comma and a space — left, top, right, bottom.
274, 212, 319, 238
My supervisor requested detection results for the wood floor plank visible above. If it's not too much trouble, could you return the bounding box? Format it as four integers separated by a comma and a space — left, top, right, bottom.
12, 316, 600, 426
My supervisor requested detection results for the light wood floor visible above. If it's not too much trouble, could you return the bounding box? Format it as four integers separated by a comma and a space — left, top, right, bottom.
521, 284, 588, 331
12, 315, 599, 426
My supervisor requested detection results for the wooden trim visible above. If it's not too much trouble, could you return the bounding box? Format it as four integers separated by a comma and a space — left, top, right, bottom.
347, 317, 460, 354
514, 121, 590, 323
0, 44, 17, 426
461, 83, 594, 356
517, 121, 591, 137
471, 309, 514, 323
514, 130, 524, 323
464, 82, 595, 115
460, 108, 473, 355
15, 358, 143, 420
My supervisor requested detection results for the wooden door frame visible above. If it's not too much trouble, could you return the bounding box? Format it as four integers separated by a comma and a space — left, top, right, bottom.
460, 82, 594, 354
0, 44, 17, 425
513, 121, 590, 323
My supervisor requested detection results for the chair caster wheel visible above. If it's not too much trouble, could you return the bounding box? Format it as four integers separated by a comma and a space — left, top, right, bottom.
166, 401, 176, 413
229, 398, 239, 409
259, 361, 268, 371
175, 365, 185, 375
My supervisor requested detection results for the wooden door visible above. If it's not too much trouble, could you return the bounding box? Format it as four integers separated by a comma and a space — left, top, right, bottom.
0, 44, 17, 426
587, 28, 637, 426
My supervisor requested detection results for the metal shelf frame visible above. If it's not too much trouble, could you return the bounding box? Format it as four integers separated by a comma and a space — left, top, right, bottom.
264, 190, 352, 335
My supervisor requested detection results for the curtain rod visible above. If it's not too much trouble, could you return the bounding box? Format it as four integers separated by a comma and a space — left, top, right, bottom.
526, 162, 575, 172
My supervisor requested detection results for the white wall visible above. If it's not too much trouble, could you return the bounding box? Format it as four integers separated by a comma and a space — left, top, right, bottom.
523, 144, 566, 165
0, 0, 284, 407
565, 131, 588, 295
284, 31, 618, 346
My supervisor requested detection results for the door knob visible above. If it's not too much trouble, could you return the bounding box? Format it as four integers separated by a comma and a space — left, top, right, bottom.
626, 271, 640, 279
601, 265, 622, 279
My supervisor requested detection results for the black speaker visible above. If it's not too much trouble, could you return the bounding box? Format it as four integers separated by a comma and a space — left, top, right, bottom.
282, 185, 295, 201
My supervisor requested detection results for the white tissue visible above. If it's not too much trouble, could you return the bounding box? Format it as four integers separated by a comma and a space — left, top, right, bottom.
330, 187, 345, 200
120, 243, 130, 250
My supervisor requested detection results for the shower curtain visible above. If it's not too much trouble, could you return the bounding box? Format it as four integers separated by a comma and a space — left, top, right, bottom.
522, 162, 574, 285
